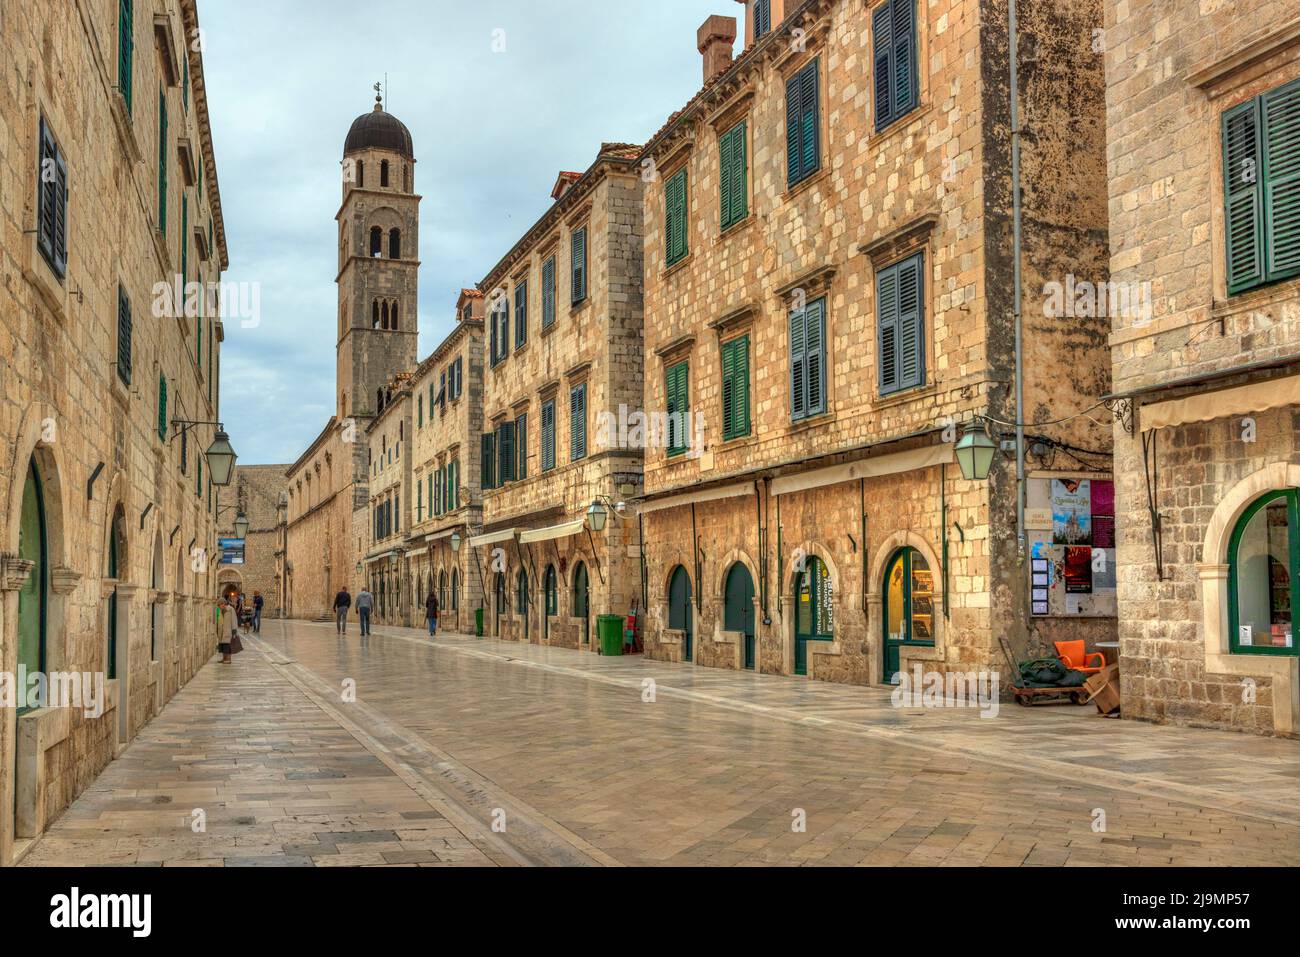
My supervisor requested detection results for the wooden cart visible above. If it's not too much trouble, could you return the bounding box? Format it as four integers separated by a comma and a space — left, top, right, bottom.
1000, 636, 1091, 706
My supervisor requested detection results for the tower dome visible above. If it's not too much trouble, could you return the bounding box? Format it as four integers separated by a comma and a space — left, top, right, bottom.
344, 96, 413, 159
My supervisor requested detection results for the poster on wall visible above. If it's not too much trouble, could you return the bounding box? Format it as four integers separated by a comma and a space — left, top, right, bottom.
220, 538, 246, 565
1091, 480, 1115, 548
1029, 476, 1116, 618
1052, 479, 1092, 545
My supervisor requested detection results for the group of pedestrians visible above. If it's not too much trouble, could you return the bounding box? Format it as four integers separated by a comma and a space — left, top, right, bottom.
332, 586, 440, 638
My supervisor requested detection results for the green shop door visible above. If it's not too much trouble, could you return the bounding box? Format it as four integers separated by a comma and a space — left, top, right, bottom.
794, 557, 833, 676
883, 547, 935, 683
725, 563, 755, 669
668, 565, 693, 661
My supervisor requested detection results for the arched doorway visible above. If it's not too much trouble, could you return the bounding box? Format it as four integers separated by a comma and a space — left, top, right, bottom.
572, 562, 590, 646
668, 565, 693, 662
450, 568, 459, 629
493, 572, 506, 636
543, 564, 557, 643
16, 458, 48, 824
883, 547, 934, 682
1228, 490, 1298, 654
150, 534, 163, 663
724, 562, 756, 670
106, 507, 128, 743
517, 567, 530, 640
794, 556, 832, 676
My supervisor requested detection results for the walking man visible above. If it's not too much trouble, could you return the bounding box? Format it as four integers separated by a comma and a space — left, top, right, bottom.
356, 586, 374, 638
333, 586, 352, 635
252, 590, 264, 633
425, 590, 439, 637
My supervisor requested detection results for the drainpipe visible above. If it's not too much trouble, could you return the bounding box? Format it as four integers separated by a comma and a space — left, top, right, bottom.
1010, 0, 1026, 561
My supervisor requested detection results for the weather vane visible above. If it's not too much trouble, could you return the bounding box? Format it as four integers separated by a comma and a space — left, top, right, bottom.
373, 80, 382, 107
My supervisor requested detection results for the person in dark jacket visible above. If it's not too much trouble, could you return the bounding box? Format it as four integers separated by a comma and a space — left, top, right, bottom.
333, 587, 352, 635
252, 591, 264, 633
425, 592, 439, 637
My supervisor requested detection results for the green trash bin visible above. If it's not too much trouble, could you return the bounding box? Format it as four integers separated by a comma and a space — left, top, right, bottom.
597, 615, 624, 656
475, 608, 484, 637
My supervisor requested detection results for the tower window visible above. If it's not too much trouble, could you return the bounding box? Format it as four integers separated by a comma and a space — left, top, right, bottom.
389, 228, 401, 259
381, 159, 390, 187
370, 226, 382, 257
372, 299, 380, 329
356, 159, 365, 187
390, 300, 399, 331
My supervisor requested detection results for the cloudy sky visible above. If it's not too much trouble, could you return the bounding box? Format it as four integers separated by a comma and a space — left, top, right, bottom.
202, 0, 723, 464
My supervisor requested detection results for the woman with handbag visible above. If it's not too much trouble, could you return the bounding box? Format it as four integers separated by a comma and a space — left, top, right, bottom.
217, 596, 243, 663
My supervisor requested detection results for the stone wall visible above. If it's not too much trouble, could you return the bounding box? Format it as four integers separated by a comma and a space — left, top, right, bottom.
1104, 0, 1300, 734
0, 0, 230, 863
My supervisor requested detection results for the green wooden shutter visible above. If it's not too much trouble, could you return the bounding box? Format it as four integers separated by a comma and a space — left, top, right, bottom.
786, 72, 802, 186
157, 88, 168, 233
180, 195, 188, 282
542, 256, 556, 328
789, 306, 806, 420
722, 337, 750, 440
806, 299, 826, 415
892, 0, 918, 119
118, 0, 134, 112
877, 264, 900, 394
514, 279, 528, 346
417, 476, 424, 521
541, 400, 555, 471
481, 433, 495, 489
755, 0, 771, 38
37, 118, 68, 278
666, 169, 688, 265
667, 361, 689, 456
1262, 78, 1300, 284
800, 62, 820, 180
571, 227, 587, 303
1223, 96, 1264, 293
498, 420, 515, 482
117, 285, 133, 385
720, 122, 747, 229
873, 2, 893, 130
570, 385, 587, 461
896, 255, 924, 390
516, 413, 528, 480
157, 375, 168, 440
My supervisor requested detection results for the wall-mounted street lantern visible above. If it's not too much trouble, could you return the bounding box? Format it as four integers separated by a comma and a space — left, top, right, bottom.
234, 512, 250, 539
955, 420, 997, 482
450, 531, 462, 552
586, 498, 608, 533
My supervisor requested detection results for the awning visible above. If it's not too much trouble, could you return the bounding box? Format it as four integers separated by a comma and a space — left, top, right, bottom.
518, 518, 587, 544
427, 527, 460, 542
364, 550, 396, 565
771, 444, 954, 496
639, 481, 756, 515
1142, 374, 1300, 430
469, 528, 518, 548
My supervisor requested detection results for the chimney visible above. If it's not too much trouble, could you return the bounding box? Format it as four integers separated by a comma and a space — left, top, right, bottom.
697, 15, 737, 85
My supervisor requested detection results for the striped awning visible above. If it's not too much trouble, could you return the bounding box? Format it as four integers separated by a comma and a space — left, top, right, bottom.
468, 528, 518, 548
518, 518, 587, 544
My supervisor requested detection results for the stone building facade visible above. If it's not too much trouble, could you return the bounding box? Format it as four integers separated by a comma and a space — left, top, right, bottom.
470, 145, 646, 650
281, 97, 419, 620
402, 290, 487, 634
0, 0, 230, 863
217, 464, 287, 617
363, 374, 412, 624
636, 0, 1115, 685
1104, 0, 1300, 734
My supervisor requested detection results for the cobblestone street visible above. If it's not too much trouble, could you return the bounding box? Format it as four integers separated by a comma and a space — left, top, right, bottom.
21, 620, 1300, 867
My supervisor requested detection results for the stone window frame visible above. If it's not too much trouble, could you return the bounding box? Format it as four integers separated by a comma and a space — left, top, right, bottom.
1197, 461, 1300, 734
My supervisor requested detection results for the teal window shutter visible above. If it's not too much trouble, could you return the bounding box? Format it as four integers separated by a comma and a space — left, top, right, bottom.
541, 400, 556, 471
754, 0, 771, 39
498, 420, 515, 483
666, 169, 688, 265
180, 195, 188, 283
542, 256, 556, 328
157, 87, 168, 233
417, 477, 424, 521
117, 285, 133, 385
118, 0, 134, 112
481, 433, 495, 489
786, 60, 820, 186
805, 298, 826, 416
877, 253, 924, 394
722, 336, 750, 440
720, 121, 748, 229
874, 0, 918, 131
571, 227, 587, 303
1262, 78, 1300, 285
37, 117, 68, 279
570, 385, 587, 461
514, 278, 528, 347
157, 375, 168, 441
666, 361, 689, 456
516, 413, 528, 479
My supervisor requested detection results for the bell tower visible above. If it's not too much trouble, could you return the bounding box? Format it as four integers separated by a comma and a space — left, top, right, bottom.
336, 87, 419, 422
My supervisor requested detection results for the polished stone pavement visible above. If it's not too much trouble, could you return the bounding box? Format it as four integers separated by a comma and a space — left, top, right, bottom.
22, 617, 1300, 866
